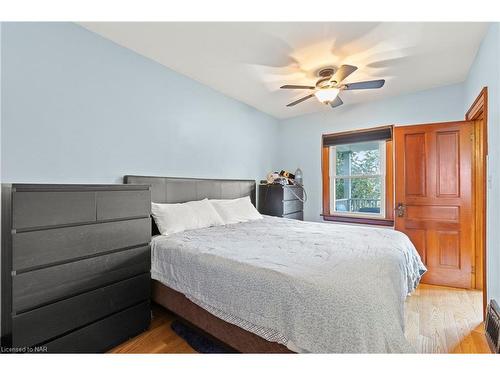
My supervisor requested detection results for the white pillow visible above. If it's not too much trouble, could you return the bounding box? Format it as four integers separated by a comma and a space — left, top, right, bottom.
151, 198, 224, 235
209, 196, 262, 225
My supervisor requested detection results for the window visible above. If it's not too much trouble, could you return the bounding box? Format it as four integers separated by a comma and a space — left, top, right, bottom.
331, 141, 386, 217
322, 126, 394, 226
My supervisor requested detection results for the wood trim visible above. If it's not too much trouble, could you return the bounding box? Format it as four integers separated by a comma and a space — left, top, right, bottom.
385, 139, 395, 220
322, 214, 394, 226
472, 120, 485, 291
466, 88, 487, 128
465, 87, 488, 318
321, 126, 394, 225
321, 145, 330, 216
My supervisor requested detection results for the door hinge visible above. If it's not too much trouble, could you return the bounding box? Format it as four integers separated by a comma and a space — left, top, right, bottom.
471, 265, 476, 274
470, 132, 474, 141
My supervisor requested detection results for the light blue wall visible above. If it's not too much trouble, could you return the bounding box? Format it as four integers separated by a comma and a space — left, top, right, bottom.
277, 83, 465, 221
0, 22, 279, 184
463, 23, 500, 303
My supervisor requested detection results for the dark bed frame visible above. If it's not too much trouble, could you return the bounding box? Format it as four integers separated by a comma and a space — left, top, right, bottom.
124, 175, 293, 353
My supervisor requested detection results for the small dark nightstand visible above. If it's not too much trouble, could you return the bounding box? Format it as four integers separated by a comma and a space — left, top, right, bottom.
258, 184, 304, 220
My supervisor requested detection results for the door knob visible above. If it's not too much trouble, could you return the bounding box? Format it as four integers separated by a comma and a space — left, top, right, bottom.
396, 203, 406, 217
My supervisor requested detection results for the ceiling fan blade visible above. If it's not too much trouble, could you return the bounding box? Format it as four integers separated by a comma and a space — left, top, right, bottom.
280, 84, 315, 90
330, 65, 358, 84
286, 94, 315, 107
344, 79, 385, 90
330, 95, 343, 108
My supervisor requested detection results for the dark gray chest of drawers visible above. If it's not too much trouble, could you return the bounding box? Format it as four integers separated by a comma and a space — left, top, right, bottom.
1, 184, 152, 353
257, 184, 304, 220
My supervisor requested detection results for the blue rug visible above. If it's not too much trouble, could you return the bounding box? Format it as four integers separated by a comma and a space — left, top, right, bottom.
170, 320, 234, 353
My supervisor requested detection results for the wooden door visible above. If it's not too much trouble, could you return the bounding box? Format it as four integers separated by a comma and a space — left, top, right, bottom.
394, 121, 474, 288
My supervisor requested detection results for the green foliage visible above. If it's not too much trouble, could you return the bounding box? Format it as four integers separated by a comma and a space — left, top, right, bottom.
335, 147, 381, 210
335, 152, 347, 198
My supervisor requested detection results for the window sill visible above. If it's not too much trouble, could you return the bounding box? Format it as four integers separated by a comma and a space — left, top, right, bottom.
321, 214, 394, 227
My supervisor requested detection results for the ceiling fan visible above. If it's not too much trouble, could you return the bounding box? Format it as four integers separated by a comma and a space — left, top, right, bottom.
280, 65, 385, 108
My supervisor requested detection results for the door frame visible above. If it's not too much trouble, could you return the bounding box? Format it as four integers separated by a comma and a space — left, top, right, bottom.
465, 87, 488, 317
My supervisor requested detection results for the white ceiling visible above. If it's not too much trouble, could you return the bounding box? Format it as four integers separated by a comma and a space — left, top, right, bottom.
80, 22, 488, 119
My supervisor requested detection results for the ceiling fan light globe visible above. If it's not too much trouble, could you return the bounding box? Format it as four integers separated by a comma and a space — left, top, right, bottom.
314, 88, 340, 104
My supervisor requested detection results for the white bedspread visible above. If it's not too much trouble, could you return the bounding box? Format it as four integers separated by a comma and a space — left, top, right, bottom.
151, 216, 426, 353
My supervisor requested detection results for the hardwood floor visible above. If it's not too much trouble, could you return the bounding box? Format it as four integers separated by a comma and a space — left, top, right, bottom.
110, 304, 197, 353
110, 284, 490, 354
405, 284, 490, 353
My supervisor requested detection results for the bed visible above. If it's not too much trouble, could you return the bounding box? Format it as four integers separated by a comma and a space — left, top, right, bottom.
124, 175, 426, 353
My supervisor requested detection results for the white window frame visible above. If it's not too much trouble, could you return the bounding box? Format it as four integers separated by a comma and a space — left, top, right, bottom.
329, 141, 386, 218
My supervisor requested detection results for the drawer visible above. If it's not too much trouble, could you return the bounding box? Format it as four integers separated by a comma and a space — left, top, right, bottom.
283, 211, 304, 221
283, 199, 303, 215
13, 245, 150, 313
44, 301, 150, 353
13, 273, 150, 347
258, 185, 285, 216
96, 190, 150, 220
283, 186, 304, 201
13, 191, 96, 229
13, 218, 151, 271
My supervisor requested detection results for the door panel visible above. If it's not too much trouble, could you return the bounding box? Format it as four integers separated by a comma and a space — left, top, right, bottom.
405, 228, 427, 264
437, 132, 460, 197
404, 133, 427, 197
395, 121, 474, 288
406, 205, 458, 221
437, 231, 460, 268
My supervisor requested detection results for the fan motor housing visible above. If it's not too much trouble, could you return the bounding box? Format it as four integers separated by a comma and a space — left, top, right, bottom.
316, 67, 336, 88
318, 67, 335, 77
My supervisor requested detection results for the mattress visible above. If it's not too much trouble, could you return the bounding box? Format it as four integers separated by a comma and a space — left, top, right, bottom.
151, 216, 426, 353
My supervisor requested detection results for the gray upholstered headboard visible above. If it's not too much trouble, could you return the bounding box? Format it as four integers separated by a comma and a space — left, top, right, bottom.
123, 175, 256, 206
